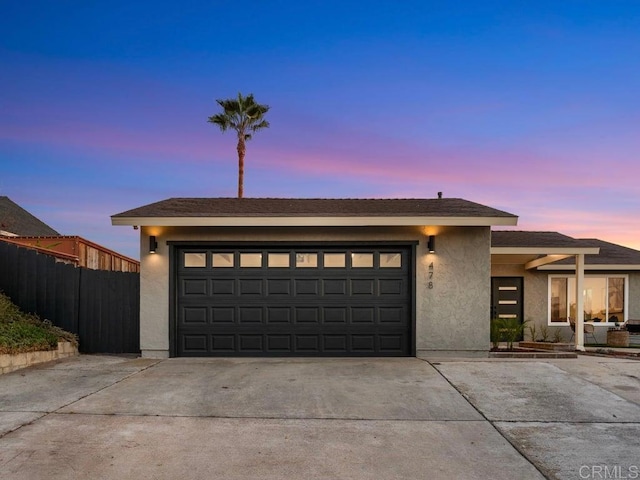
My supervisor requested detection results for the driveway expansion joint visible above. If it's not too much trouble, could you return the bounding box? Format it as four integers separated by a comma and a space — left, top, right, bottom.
422, 358, 550, 479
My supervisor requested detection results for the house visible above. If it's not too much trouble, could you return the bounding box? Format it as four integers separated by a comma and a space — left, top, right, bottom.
112, 196, 640, 358
111, 196, 518, 358
1, 196, 139, 273
491, 232, 640, 345
0, 196, 60, 237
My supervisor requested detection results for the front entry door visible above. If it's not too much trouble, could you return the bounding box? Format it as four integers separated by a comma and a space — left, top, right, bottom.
491, 277, 524, 340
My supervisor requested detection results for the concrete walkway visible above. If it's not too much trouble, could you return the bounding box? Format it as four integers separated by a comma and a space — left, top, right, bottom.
0, 355, 638, 479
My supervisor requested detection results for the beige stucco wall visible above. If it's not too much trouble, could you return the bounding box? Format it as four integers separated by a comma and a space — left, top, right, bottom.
418, 226, 491, 353
139, 225, 493, 358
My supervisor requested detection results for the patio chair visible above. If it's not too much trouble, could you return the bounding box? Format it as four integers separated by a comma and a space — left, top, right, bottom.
583, 323, 598, 344
568, 317, 575, 340
568, 317, 598, 344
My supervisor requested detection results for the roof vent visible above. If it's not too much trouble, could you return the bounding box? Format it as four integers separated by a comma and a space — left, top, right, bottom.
437, 192, 443, 199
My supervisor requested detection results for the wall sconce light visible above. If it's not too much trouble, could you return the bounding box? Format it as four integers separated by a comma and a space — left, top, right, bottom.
149, 236, 158, 254
427, 235, 436, 253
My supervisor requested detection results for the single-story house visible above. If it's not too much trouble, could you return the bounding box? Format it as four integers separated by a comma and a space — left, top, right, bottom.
112, 197, 640, 358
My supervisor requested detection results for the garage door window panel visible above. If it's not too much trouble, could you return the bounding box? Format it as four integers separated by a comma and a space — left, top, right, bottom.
212, 253, 234, 268
324, 253, 346, 268
184, 253, 207, 268
240, 253, 263, 268
268, 253, 290, 268
351, 253, 373, 268
296, 253, 318, 268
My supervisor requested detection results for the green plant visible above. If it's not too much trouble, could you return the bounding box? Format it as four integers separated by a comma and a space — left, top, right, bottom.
502, 318, 529, 350
490, 318, 503, 350
552, 328, 563, 343
208, 92, 270, 198
527, 323, 538, 342
0, 292, 77, 354
539, 324, 550, 342
490, 317, 529, 350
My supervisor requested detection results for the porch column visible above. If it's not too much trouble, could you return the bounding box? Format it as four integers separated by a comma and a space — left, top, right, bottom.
575, 253, 585, 351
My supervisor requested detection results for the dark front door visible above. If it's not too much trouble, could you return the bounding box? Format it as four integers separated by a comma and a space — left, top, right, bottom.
491, 277, 524, 339
174, 246, 413, 357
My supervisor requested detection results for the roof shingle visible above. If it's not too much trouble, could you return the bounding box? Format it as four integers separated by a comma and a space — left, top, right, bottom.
112, 197, 517, 219
0, 196, 60, 236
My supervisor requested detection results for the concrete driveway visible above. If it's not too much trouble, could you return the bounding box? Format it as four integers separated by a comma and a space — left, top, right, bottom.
0, 355, 639, 480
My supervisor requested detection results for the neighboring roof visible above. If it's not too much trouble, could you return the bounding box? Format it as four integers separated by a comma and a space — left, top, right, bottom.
491, 231, 601, 269
112, 197, 518, 227
0, 196, 60, 236
491, 231, 591, 249
538, 238, 640, 270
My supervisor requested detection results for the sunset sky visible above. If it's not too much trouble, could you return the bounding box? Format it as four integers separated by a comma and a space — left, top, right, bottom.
1, 1, 639, 259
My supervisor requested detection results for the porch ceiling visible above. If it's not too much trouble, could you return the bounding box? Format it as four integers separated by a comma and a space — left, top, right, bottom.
491, 248, 600, 269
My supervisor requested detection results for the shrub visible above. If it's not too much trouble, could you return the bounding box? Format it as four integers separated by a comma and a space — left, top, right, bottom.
491, 317, 529, 350
0, 292, 78, 354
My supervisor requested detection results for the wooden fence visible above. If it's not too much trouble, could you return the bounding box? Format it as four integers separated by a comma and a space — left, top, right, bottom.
0, 240, 139, 354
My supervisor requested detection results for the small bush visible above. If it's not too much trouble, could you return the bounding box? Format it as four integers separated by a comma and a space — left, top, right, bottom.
491, 318, 529, 350
0, 292, 78, 354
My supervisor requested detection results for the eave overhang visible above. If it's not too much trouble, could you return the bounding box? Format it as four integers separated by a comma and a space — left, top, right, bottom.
491, 246, 600, 270
538, 263, 640, 271
111, 215, 519, 228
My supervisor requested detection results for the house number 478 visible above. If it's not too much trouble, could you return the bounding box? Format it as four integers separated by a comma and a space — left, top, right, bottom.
428, 262, 434, 289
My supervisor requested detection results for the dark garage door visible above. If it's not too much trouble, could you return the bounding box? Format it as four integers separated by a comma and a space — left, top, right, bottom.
173, 246, 413, 356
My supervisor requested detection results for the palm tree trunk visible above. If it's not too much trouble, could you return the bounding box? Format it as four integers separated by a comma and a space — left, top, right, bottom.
236, 136, 245, 198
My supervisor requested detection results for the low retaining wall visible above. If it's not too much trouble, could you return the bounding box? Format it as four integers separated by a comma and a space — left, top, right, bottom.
0, 342, 78, 375
519, 341, 576, 352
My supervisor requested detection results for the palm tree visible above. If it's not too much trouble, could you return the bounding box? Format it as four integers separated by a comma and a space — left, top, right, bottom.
208, 92, 270, 198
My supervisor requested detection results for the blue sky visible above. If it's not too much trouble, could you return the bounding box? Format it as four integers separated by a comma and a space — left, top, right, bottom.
1, 1, 639, 259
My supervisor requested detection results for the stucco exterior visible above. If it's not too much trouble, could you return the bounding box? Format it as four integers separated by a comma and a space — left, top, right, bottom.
418, 226, 491, 353
139, 225, 492, 358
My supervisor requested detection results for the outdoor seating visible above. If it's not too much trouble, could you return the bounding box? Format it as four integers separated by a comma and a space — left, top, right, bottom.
583, 323, 598, 344
568, 318, 598, 344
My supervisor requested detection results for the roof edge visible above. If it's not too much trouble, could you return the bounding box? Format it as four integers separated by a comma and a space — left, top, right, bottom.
112, 215, 518, 228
